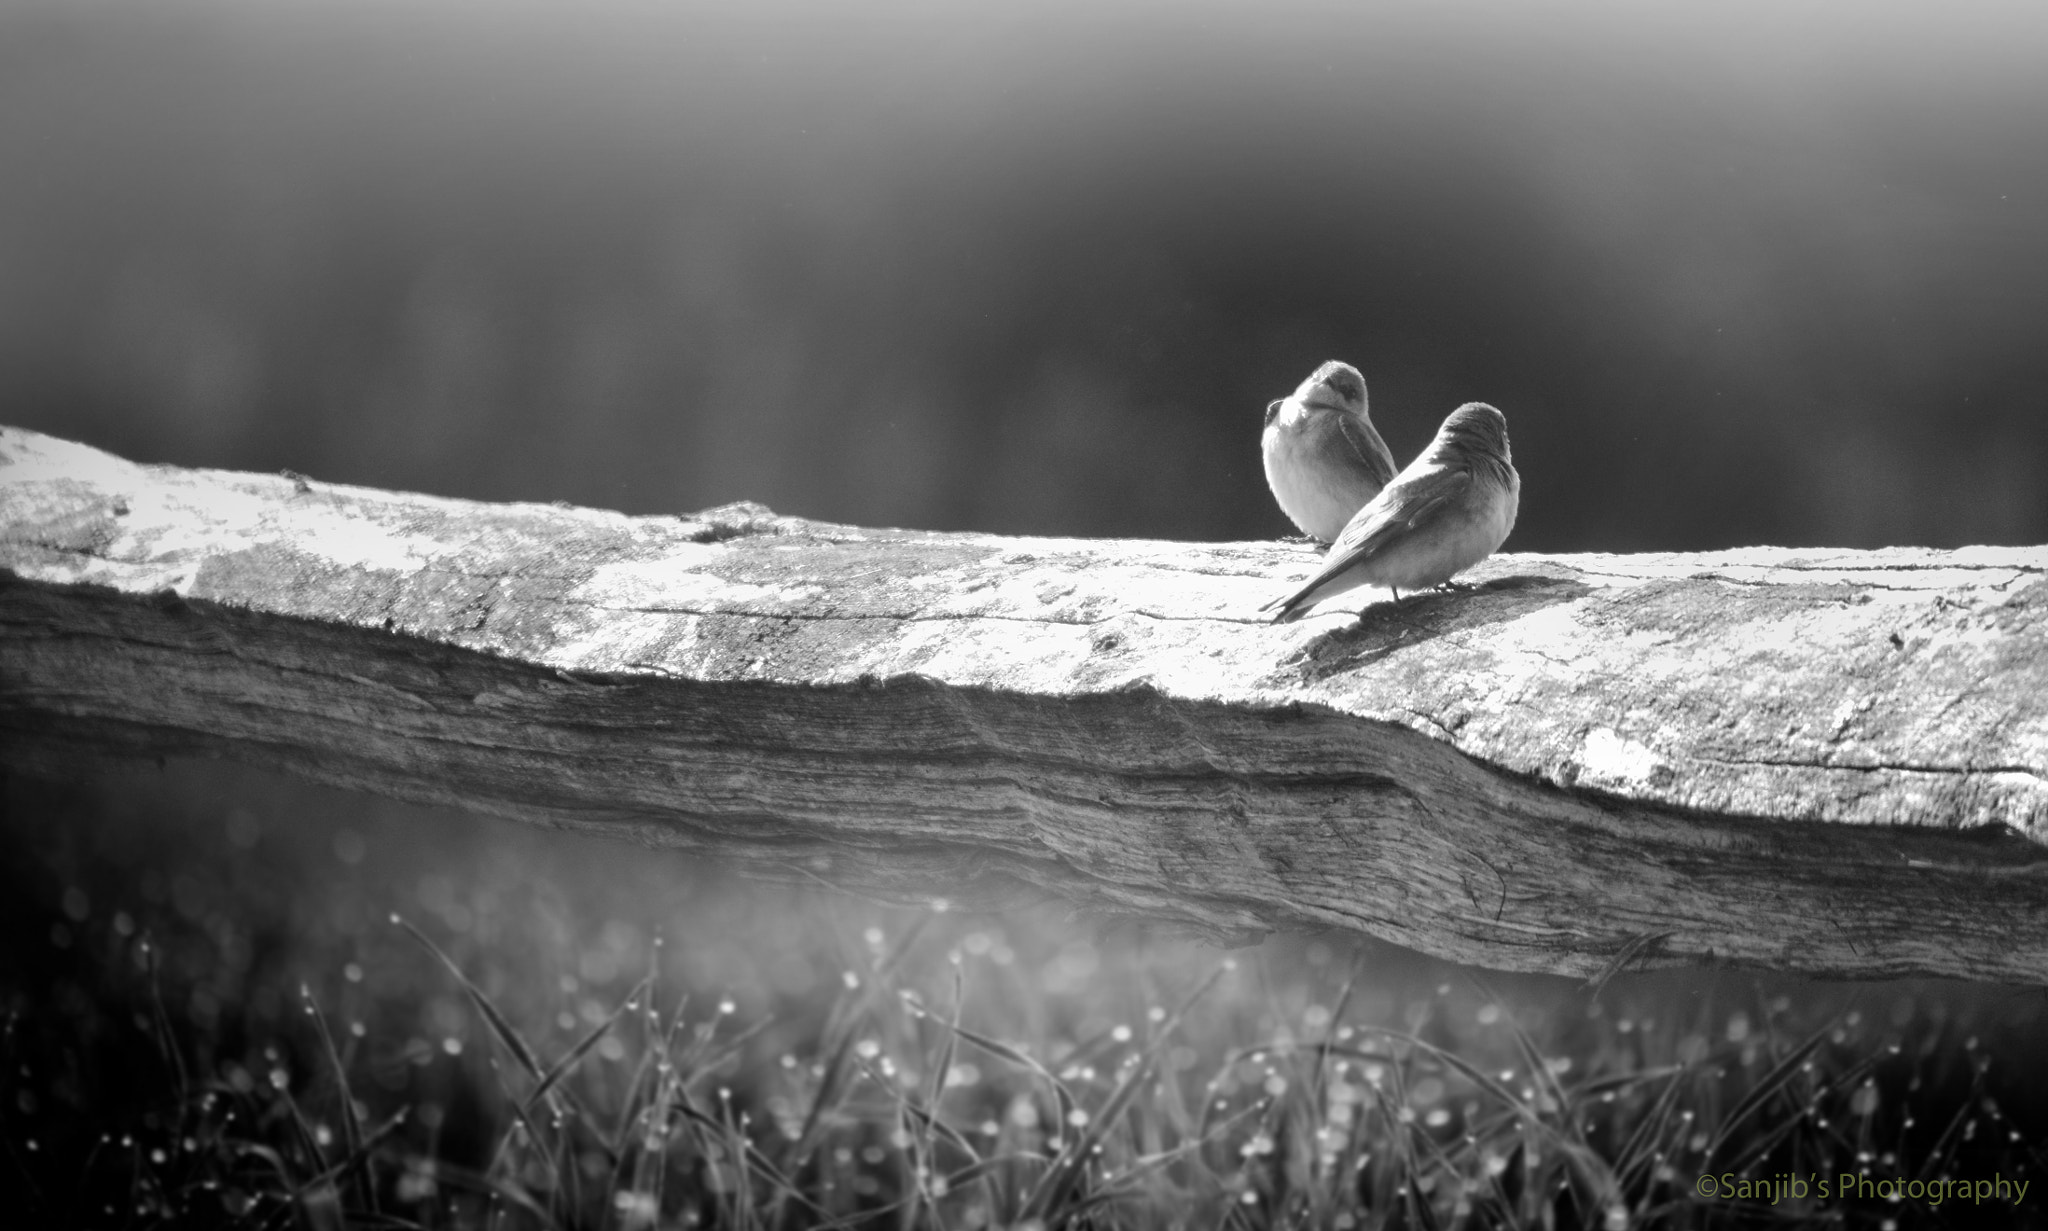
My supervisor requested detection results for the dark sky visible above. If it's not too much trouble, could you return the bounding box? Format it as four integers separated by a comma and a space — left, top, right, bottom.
3, 0, 2045, 551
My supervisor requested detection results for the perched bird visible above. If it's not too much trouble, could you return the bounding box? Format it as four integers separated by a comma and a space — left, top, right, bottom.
1264, 402, 1519, 623
1261, 360, 1398, 543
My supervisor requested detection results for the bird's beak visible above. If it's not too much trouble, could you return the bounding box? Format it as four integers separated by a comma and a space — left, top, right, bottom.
1264, 398, 1284, 426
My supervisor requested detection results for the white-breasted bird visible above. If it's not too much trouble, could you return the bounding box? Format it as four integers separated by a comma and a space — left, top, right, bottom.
1261, 360, 1398, 543
1263, 402, 1519, 623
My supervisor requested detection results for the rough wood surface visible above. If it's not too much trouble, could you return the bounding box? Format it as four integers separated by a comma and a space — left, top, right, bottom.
3, 425, 2045, 982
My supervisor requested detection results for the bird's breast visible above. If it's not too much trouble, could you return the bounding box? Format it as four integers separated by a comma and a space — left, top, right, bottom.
1263, 412, 1383, 543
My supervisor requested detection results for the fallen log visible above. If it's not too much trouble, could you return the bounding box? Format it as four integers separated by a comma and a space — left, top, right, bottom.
2, 424, 2044, 981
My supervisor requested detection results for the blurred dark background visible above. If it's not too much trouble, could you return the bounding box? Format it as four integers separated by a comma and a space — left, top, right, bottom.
3, 0, 2045, 550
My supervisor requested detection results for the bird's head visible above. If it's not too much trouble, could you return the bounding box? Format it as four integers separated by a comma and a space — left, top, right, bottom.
1435, 402, 1512, 466
1293, 360, 1368, 416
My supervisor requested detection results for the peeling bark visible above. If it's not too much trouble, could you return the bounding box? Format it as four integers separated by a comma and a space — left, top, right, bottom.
2, 425, 2045, 981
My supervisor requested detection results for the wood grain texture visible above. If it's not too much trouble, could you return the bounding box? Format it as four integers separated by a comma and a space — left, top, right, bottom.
3, 425, 2045, 981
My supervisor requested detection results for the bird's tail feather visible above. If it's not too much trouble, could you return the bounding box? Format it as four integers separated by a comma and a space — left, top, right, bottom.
1262, 586, 1314, 623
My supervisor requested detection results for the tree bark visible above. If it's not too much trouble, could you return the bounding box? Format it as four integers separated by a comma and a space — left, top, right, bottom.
3, 425, 2044, 981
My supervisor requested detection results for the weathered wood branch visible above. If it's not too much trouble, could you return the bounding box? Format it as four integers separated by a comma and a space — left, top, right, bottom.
3, 425, 2045, 981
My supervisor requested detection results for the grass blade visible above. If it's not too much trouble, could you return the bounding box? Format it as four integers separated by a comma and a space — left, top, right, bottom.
522, 974, 648, 1120
394, 914, 547, 1088
1704, 1018, 1834, 1159
300, 983, 372, 1213
1584, 931, 1677, 1002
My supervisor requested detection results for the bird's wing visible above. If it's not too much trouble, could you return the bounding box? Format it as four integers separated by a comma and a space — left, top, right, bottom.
1332, 412, 1398, 489
1330, 464, 1470, 559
